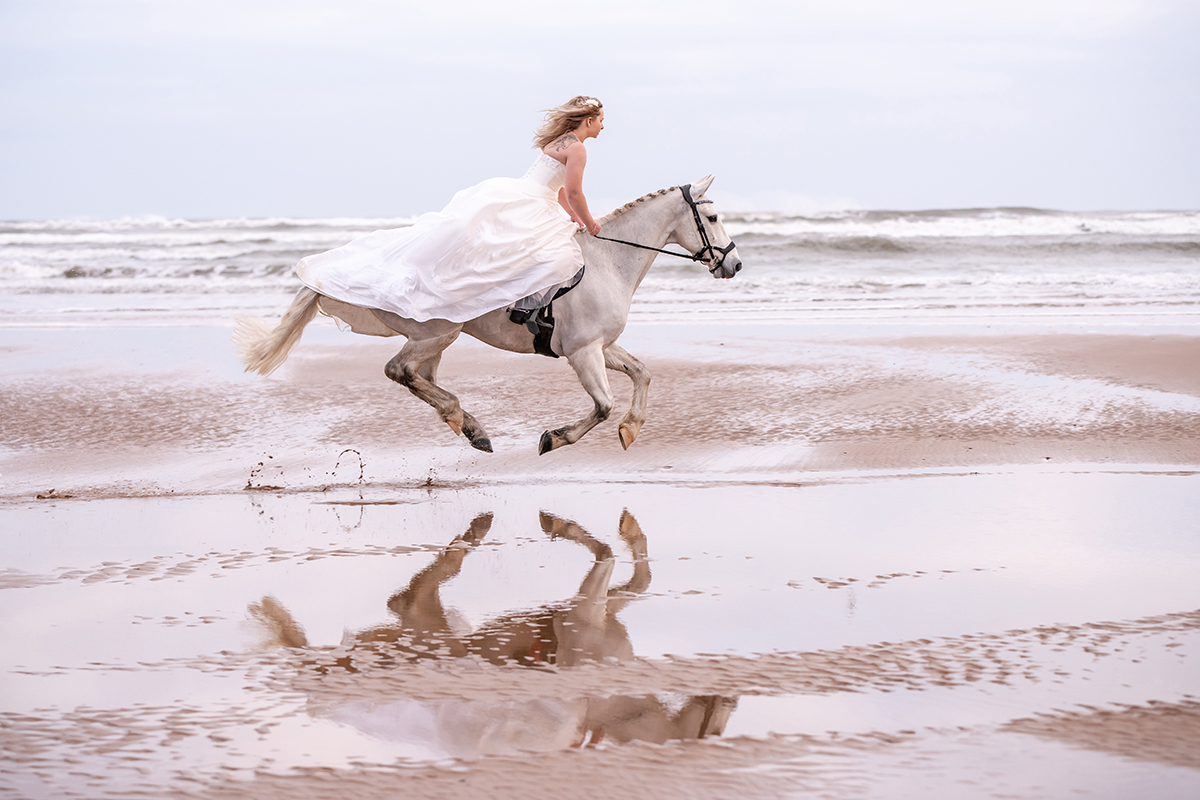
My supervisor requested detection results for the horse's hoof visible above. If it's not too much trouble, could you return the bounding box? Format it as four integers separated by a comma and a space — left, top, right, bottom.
462, 512, 494, 544
618, 424, 637, 450
470, 437, 493, 453
539, 427, 569, 455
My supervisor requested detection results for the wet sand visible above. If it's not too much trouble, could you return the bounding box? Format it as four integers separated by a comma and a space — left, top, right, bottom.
2, 318, 1199, 798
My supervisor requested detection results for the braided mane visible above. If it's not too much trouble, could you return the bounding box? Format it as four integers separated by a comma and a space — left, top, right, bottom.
599, 186, 678, 224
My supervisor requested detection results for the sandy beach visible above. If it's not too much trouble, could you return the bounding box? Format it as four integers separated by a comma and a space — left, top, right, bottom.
2, 312, 1198, 798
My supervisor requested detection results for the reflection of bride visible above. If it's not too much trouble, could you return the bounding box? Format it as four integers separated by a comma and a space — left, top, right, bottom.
249, 511, 737, 757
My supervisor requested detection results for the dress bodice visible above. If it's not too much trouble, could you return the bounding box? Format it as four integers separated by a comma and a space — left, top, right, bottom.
523, 152, 568, 195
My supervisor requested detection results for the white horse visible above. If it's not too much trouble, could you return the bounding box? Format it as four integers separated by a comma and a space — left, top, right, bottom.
234, 174, 742, 454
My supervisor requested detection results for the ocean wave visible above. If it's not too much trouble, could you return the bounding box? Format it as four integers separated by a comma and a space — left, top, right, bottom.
638, 268, 1200, 293
724, 234, 1200, 260
2, 211, 1196, 326
0, 245, 314, 265
0, 229, 385, 248
0, 215, 417, 233
10, 266, 1197, 300
723, 208, 1200, 238
5, 208, 1198, 240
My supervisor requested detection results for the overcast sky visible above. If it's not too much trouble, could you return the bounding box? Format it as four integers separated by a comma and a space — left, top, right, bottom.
1, 0, 1197, 219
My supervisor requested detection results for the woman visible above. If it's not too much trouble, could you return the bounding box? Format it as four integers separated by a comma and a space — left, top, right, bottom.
295, 96, 604, 325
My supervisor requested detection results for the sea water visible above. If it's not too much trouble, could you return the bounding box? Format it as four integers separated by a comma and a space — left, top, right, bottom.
2, 208, 1198, 328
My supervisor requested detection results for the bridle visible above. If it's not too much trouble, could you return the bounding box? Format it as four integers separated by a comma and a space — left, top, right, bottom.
592, 184, 738, 274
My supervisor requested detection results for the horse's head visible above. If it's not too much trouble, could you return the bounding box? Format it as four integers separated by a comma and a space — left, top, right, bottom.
671, 174, 742, 280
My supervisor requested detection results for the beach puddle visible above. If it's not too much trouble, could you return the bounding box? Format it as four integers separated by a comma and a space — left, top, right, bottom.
2, 471, 1198, 797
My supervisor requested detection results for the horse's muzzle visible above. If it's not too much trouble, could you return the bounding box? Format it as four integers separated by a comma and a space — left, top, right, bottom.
713, 254, 742, 280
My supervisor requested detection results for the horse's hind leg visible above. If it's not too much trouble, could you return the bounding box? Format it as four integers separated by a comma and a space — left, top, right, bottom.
384, 329, 493, 453
373, 512, 494, 658
539, 342, 613, 455
388, 512, 493, 623
414, 346, 492, 453
604, 344, 650, 450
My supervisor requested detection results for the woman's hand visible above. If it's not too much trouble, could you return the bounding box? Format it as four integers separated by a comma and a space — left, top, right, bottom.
586, 220, 601, 236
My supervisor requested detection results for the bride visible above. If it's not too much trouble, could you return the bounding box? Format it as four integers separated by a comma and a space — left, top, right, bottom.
295, 96, 605, 325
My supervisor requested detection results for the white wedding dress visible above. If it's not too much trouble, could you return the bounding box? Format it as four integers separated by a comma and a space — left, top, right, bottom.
295, 153, 584, 324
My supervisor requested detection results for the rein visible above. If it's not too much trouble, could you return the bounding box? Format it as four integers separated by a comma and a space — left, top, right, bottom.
592, 184, 737, 274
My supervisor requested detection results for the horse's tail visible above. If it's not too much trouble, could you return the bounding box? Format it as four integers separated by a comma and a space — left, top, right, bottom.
246, 595, 309, 649
233, 287, 321, 376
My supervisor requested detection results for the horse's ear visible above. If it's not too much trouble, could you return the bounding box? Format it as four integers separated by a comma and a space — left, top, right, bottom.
692, 174, 715, 195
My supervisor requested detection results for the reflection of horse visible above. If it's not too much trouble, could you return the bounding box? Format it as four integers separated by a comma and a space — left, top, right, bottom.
249, 511, 736, 755
234, 175, 741, 454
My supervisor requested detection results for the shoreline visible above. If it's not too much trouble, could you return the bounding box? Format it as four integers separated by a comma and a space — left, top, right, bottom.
3, 321, 1199, 503
2, 319, 1198, 798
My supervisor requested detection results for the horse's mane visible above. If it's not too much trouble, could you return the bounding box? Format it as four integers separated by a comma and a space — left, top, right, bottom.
599, 186, 678, 224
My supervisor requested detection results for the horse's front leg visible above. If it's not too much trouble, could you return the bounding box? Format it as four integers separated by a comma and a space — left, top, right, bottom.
608, 510, 650, 602
540, 512, 620, 667
604, 343, 650, 450
384, 329, 492, 452
539, 341, 613, 455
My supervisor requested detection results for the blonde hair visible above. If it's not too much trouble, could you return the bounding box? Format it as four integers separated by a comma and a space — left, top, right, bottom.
533, 96, 603, 148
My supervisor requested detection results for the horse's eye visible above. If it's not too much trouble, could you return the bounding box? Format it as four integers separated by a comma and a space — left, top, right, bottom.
707, 215, 718, 223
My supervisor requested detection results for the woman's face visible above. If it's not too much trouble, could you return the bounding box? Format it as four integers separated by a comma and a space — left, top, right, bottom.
584, 110, 605, 139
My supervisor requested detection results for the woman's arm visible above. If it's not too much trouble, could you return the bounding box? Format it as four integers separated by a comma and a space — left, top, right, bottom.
557, 188, 582, 224
561, 145, 600, 235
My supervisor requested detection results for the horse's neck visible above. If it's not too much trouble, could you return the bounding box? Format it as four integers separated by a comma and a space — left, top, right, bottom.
601, 194, 680, 293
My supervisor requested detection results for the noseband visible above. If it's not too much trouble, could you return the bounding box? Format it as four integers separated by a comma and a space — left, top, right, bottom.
593, 184, 738, 274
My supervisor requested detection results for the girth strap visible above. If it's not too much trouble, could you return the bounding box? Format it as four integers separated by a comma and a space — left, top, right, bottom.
530, 304, 557, 358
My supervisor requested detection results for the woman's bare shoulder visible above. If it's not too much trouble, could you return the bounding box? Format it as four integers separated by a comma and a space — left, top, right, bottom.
542, 132, 583, 164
